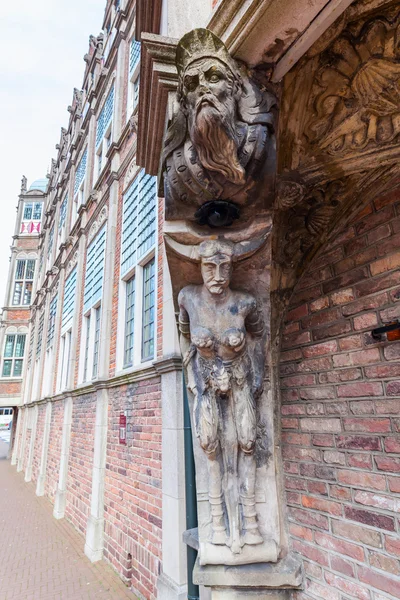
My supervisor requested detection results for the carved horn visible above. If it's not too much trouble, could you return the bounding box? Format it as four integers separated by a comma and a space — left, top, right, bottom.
164, 235, 201, 263
232, 233, 270, 262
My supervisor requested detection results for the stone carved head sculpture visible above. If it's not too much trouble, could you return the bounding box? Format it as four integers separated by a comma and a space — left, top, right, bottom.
163, 29, 277, 227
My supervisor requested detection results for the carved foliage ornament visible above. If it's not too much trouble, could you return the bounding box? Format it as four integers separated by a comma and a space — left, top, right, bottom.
163, 29, 277, 227
306, 12, 400, 155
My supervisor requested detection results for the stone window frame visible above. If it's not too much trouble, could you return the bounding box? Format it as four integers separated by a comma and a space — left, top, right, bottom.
78, 225, 107, 384
117, 167, 158, 373
127, 36, 141, 122
11, 254, 36, 306
95, 85, 115, 181
1, 326, 28, 379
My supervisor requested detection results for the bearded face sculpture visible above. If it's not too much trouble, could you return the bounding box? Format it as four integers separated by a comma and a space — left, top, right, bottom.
163, 29, 277, 227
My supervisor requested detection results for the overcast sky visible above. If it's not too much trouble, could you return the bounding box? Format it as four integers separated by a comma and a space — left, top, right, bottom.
0, 0, 105, 307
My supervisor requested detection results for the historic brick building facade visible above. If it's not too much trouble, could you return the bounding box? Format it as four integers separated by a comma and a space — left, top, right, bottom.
4, 0, 400, 599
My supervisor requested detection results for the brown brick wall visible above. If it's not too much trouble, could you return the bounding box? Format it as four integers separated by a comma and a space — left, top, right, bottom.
104, 378, 162, 599
65, 393, 96, 535
281, 190, 400, 599
45, 401, 64, 502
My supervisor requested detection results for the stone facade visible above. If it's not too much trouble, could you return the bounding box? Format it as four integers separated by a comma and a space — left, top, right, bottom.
3, 1, 400, 600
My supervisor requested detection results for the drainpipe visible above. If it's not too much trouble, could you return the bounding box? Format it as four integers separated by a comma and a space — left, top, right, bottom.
183, 375, 199, 600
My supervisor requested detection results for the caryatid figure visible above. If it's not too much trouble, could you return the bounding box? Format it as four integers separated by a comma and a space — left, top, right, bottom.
177, 239, 265, 554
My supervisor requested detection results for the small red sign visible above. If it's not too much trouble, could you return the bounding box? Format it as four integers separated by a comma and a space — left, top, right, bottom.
119, 413, 127, 445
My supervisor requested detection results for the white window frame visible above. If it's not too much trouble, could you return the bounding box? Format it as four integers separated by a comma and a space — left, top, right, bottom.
1, 332, 27, 379
20, 202, 43, 235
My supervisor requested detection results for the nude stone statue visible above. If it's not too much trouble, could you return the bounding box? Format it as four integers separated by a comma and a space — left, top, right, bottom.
178, 239, 265, 554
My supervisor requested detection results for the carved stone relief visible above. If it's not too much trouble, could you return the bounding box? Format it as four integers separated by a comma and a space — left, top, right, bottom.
162, 29, 277, 227
166, 234, 279, 567
306, 11, 400, 156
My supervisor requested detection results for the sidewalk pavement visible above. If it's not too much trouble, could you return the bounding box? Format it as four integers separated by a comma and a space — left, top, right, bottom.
0, 440, 138, 600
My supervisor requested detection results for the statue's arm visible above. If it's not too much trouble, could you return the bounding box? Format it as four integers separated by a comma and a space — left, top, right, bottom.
245, 298, 265, 399
178, 288, 190, 338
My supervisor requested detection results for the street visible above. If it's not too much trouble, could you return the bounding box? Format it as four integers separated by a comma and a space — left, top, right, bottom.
0, 439, 138, 599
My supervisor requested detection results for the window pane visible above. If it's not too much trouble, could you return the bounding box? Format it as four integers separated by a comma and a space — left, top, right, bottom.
15, 335, 26, 358
83, 316, 91, 382
142, 259, 155, 361
23, 282, 32, 306
33, 203, 42, 220
23, 204, 33, 220
26, 260, 35, 280
4, 335, 15, 358
13, 360, 23, 377
15, 260, 26, 280
92, 307, 101, 378
2, 361, 12, 377
124, 277, 135, 367
12, 282, 22, 305
0, 409, 3, 415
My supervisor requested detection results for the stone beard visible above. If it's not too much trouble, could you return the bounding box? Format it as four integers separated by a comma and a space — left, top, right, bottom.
163, 29, 276, 219
187, 61, 245, 186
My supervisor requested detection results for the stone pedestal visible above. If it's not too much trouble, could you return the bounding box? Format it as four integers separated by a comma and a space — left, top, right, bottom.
193, 554, 302, 599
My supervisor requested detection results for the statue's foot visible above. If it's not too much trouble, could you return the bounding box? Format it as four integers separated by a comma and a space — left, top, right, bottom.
226, 533, 242, 554
243, 527, 263, 546
211, 529, 227, 545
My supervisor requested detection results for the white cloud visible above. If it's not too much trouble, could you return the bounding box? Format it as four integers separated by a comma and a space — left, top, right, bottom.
0, 0, 105, 307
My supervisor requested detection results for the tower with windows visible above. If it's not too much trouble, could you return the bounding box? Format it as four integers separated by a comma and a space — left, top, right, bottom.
0, 178, 45, 408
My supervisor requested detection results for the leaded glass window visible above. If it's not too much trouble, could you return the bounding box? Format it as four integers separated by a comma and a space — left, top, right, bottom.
36, 312, 45, 359
47, 295, 58, 349
2, 334, 26, 377
83, 226, 106, 312
142, 259, 155, 361
12, 259, 35, 306
92, 307, 101, 378
74, 148, 88, 197
121, 170, 156, 276
47, 225, 54, 258
96, 86, 114, 149
59, 195, 68, 230
62, 268, 77, 333
129, 38, 141, 76
124, 277, 135, 367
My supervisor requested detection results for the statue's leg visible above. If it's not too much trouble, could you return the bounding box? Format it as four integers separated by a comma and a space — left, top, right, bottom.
219, 394, 241, 554
195, 388, 226, 545
235, 381, 263, 546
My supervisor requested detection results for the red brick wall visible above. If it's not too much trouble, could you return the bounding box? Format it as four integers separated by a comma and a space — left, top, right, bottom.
23, 417, 32, 471
31, 404, 46, 482
104, 378, 162, 599
65, 393, 96, 535
0, 382, 21, 396
281, 191, 400, 599
45, 401, 64, 502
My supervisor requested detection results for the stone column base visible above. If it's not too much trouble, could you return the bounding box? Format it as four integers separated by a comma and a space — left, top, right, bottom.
193, 553, 303, 600
53, 489, 67, 519
84, 515, 104, 563
157, 572, 187, 600
36, 474, 45, 497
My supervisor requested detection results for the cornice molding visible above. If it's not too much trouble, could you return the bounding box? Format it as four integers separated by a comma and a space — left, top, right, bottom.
137, 33, 179, 175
